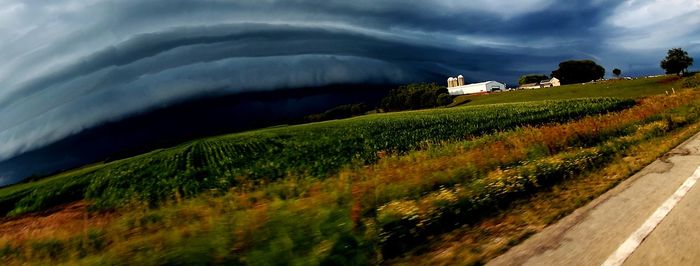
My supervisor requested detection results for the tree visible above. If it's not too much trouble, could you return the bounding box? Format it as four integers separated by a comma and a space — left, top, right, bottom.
551, 60, 606, 85
518, 74, 549, 85
661, 48, 694, 76
380, 83, 453, 111
613, 68, 622, 78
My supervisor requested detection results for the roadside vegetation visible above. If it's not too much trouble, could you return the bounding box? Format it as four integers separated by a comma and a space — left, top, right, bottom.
1, 76, 699, 265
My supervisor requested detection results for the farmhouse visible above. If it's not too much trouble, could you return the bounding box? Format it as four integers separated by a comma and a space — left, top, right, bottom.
519, 83, 540, 90
446, 76, 506, 96
519, 77, 561, 90
540, 77, 561, 87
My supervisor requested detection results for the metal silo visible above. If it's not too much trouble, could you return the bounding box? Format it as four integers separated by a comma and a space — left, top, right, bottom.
458, 75, 465, 86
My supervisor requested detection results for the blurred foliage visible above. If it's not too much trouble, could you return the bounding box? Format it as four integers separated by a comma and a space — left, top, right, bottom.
380, 83, 453, 111
518, 74, 549, 85
613, 68, 622, 77
680, 72, 700, 88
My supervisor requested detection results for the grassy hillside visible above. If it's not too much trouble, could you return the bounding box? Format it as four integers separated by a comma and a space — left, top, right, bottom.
2, 76, 700, 265
0, 98, 632, 216
450, 75, 681, 106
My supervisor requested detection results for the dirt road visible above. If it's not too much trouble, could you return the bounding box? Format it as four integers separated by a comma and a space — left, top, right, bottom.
489, 131, 700, 266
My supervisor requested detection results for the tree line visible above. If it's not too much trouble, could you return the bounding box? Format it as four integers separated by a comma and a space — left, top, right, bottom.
520, 48, 694, 86
305, 83, 453, 122
309, 47, 695, 123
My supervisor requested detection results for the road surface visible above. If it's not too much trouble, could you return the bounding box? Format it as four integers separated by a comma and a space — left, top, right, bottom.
489, 131, 700, 266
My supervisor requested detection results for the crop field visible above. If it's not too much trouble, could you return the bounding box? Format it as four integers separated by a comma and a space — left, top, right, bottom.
0, 98, 633, 216
2, 75, 700, 265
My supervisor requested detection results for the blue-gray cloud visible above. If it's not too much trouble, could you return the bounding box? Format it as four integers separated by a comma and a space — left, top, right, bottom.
0, 0, 699, 162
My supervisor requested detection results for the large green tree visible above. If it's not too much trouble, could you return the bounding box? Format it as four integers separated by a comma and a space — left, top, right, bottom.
518, 74, 549, 85
551, 60, 606, 85
661, 48, 694, 76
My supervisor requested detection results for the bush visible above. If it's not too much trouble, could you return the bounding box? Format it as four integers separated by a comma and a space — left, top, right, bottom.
380, 83, 452, 111
436, 93, 453, 106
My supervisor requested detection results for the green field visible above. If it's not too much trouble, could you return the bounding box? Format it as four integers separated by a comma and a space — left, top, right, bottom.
2, 76, 700, 265
450, 76, 681, 106
0, 76, 690, 217
0, 98, 633, 216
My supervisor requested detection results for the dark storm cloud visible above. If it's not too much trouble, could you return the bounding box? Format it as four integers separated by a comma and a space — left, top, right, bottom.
0, 0, 699, 161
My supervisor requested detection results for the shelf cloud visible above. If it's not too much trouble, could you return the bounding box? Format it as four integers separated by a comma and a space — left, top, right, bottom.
0, 0, 699, 162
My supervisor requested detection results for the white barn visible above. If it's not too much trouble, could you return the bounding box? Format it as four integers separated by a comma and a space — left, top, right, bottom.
447, 81, 506, 96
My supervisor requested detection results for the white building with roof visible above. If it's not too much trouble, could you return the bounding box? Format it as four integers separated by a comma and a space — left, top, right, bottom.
446, 80, 506, 96
519, 77, 561, 90
539, 77, 561, 87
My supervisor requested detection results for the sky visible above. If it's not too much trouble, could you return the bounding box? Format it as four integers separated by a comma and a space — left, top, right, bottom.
0, 0, 699, 178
